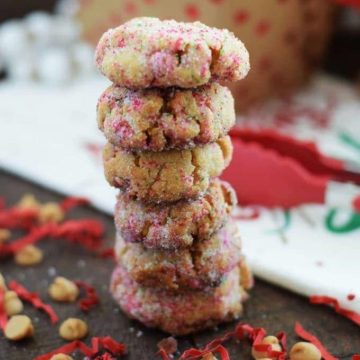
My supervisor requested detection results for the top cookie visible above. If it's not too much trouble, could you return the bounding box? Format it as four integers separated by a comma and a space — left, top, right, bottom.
95, 17, 250, 88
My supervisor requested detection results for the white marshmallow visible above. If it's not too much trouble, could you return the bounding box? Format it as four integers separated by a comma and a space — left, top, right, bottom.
37, 47, 73, 85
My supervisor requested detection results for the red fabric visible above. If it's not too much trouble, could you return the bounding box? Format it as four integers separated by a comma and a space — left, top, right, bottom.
221, 129, 360, 208
294, 322, 338, 360
8, 281, 59, 324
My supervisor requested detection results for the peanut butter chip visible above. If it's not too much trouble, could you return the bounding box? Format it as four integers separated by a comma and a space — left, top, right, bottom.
16, 194, 40, 210
289, 342, 321, 360
251, 335, 282, 360
202, 354, 217, 360
39, 203, 64, 224
48, 277, 79, 302
0, 273, 7, 291
14, 245, 43, 266
50, 354, 74, 360
4, 291, 24, 316
0, 228, 11, 243
4, 315, 34, 341
59, 318, 88, 341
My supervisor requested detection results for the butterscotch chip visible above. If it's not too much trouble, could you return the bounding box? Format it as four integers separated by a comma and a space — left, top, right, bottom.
252, 336, 282, 360
203, 354, 217, 360
289, 342, 321, 360
50, 354, 74, 360
38, 203, 64, 224
0, 273, 7, 291
48, 277, 79, 302
14, 245, 43, 266
16, 194, 40, 210
4, 315, 34, 341
0, 229, 11, 243
4, 291, 24, 316
240, 258, 254, 290
59, 318, 88, 340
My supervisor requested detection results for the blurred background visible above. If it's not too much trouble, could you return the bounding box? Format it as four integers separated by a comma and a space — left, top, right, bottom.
0, 0, 359, 105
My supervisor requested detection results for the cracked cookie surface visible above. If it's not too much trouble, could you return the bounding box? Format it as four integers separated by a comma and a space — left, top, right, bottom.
103, 135, 233, 203
97, 83, 235, 151
114, 179, 237, 249
110, 263, 248, 335
95, 17, 250, 88
115, 222, 242, 291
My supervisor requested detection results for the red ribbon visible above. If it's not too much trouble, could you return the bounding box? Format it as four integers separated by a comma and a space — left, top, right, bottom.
8, 281, 59, 324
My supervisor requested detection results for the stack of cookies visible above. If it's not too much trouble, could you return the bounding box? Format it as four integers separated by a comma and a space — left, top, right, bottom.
95, 17, 252, 335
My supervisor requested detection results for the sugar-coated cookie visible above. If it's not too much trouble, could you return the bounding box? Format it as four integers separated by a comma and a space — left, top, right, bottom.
110, 264, 249, 335
97, 83, 235, 151
115, 222, 242, 291
114, 179, 237, 249
103, 136, 233, 203
95, 17, 250, 88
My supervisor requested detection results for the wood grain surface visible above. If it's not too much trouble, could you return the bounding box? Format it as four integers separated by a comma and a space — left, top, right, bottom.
0, 170, 359, 359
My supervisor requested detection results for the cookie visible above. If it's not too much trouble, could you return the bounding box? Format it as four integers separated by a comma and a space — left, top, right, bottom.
97, 83, 235, 151
110, 264, 249, 335
95, 17, 250, 88
115, 222, 242, 291
114, 179, 237, 249
103, 135, 233, 203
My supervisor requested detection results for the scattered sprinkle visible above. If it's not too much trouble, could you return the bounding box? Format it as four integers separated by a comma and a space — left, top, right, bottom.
310, 295, 360, 326
8, 280, 59, 324
75, 281, 99, 312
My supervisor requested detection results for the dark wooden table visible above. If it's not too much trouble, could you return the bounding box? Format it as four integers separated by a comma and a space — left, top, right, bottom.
0, 170, 359, 359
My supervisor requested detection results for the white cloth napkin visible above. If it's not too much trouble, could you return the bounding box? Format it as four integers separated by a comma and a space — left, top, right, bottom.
0, 75, 359, 313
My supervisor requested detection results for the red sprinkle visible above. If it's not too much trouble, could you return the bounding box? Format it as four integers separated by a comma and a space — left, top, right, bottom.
34, 336, 126, 360
0, 287, 8, 330
347, 294, 356, 301
160, 323, 287, 360
310, 295, 360, 326
75, 281, 100, 312
294, 322, 337, 360
8, 281, 59, 324
34, 340, 93, 360
0, 208, 38, 231
352, 355, 360, 360
0, 219, 104, 256
60, 197, 90, 212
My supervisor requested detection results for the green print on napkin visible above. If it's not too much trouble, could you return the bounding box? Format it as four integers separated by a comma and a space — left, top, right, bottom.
325, 209, 360, 233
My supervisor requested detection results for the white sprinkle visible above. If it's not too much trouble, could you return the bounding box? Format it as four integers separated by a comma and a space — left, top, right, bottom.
47, 267, 56, 277
77, 259, 86, 268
